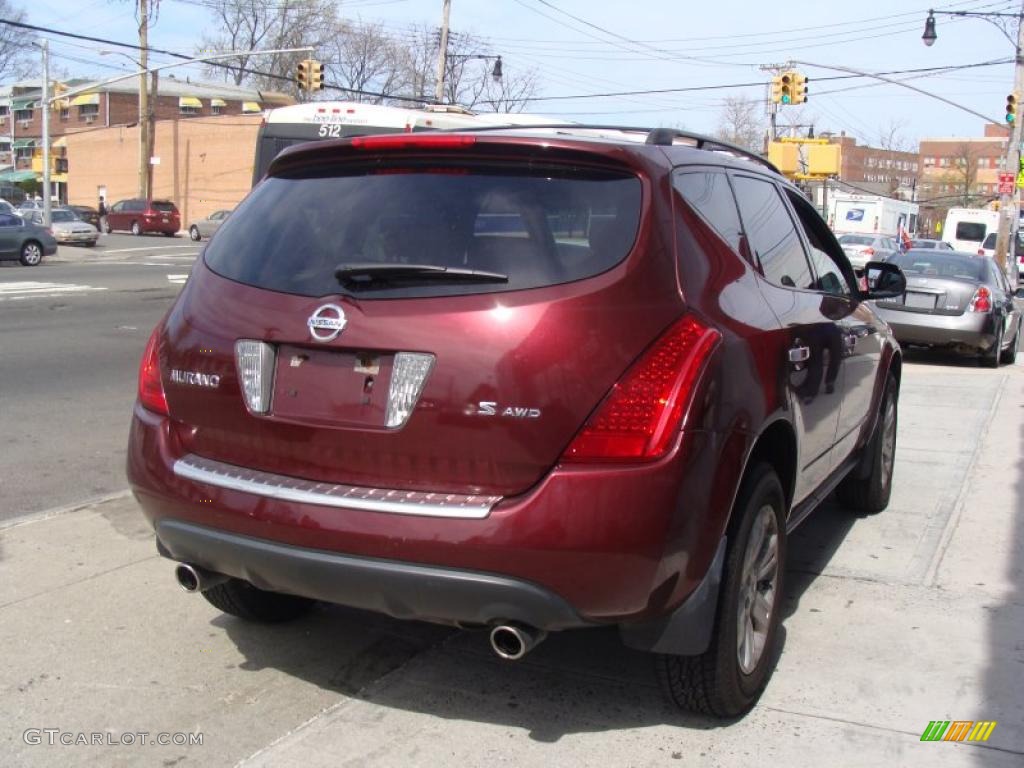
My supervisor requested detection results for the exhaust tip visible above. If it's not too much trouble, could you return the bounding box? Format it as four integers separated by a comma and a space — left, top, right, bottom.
489, 623, 545, 661
175, 563, 201, 593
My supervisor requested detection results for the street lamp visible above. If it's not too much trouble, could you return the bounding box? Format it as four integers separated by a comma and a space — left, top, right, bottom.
921, 4, 1024, 273
436, 53, 503, 104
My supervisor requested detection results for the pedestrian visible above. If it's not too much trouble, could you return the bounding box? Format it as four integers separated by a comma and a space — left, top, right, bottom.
98, 195, 108, 233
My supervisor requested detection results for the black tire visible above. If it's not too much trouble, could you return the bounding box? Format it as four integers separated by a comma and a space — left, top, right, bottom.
130, 220, 141, 236
201, 578, 314, 623
189, 226, 201, 242
164, 231, 176, 238
837, 373, 898, 514
983, 324, 1003, 368
19, 240, 43, 266
1000, 320, 1019, 365
656, 463, 786, 718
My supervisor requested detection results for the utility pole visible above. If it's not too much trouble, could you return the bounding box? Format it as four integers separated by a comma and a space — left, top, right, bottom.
40, 39, 51, 227
138, 0, 149, 200
434, 0, 451, 103
994, 1, 1024, 275
146, 70, 158, 201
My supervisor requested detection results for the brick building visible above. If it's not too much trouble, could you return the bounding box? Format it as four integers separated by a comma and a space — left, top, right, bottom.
917, 123, 1009, 236
821, 132, 920, 199
0, 77, 290, 202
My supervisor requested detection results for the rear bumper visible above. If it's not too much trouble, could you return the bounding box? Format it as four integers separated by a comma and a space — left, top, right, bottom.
127, 403, 727, 631
873, 306, 994, 350
156, 518, 587, 629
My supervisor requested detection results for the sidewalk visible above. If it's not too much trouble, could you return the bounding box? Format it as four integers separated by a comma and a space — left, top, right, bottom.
1, 360, 1021, 767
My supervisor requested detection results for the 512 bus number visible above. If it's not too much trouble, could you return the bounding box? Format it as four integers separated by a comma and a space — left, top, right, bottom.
318, 125, 343, 138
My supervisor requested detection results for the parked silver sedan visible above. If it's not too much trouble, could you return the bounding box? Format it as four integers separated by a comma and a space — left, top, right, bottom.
836, 233, 900, 269
26, 209, 99, 247
872, 249, 1023, 367
188, 209, 231, 241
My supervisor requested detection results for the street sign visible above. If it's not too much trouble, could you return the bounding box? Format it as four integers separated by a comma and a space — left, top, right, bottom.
999, 171, 1015, 194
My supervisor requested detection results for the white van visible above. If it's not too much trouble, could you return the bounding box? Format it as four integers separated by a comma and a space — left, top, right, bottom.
942, 208, 1000, 252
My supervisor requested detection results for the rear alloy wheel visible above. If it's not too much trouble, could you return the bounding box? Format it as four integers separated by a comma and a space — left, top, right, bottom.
983, 325, 1003, 369
1000, 320, 1019, 365
19, 240, 43, 266
656, 463, 785, 718
130, 220, 141, 236
189, 226, 201, 241
202, 578, 314, 623
838, 373, 898, 514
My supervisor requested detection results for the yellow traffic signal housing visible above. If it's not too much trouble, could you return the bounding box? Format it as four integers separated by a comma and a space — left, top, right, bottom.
297, 59, 310, 91
780, 72, 793, 105
1006, 92, 1018, 124
770, 75, 783, 104
767, 142, 799, 174
790, 72, 808, 105
310, 59, 325, 91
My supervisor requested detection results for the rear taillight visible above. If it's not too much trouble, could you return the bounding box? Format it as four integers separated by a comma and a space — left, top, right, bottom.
138, 325, 168, 415
562, 316, 721, 462
969, 286, 992, 312
864, 247, 875, 256
978, 248, 985, 256
350, 134, 477, 150
235, 340, 276, 414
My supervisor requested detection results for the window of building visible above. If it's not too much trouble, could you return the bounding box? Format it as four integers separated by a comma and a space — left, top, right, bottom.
211, 105, 223, 115
78, 104, 99, 119
14, 108, 32, 121
180, 105, 200, 115
0, 105, 8, 117
60, 108, 69, 121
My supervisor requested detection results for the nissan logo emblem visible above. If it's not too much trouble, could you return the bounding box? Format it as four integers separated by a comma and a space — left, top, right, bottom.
307, 304, 347, 342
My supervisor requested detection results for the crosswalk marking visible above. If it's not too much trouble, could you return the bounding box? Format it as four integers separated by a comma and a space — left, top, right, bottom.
0, 281, 108, 301
167, 274, 189, 284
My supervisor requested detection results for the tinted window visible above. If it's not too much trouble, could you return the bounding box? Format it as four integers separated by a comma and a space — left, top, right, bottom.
982, 232, 997, 249
955, 222, 986, 242
111, 202, 124, 212
152, 200, 177, 213
673, 170, 743, 254
732, 176, 812, 289
889, 251, 985, 281
785, 190, 852, 297
51, 210, 78, 222
205, 166, 642, 298
0, 213, 19, 227
839, 234, 873, 245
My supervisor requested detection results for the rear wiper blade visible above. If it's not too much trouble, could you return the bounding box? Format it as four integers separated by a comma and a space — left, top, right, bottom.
334, 263, 509, 289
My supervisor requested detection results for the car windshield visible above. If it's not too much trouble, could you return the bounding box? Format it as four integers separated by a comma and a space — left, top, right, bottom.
204, 164, 642, 298
838, 234, 873, 245
51, 210, 78, 223
889, 251, 986, 281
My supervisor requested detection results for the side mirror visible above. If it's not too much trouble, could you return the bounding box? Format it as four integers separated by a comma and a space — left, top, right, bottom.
863, 261, 906, 300
1015, 286, 1024, 300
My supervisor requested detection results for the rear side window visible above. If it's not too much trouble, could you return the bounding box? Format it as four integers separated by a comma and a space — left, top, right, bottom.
205, 165, 642, 298
983, 232, 997, 249
955, 222, 986, 242
152, 201, 177, 212
673, 170, 743, 254
732, 175, 813, 290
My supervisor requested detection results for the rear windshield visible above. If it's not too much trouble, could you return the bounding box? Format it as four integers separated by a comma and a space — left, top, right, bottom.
51, 210, 79, 223
982, 232, 997, 249
152, 201, 177, 212
954, 221, 986, 242
205, 165, 642, 298
838, 234, 873, 245
889, 251, 985, 281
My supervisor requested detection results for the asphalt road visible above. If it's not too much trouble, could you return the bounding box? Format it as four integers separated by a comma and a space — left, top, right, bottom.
0, 234, 199, 520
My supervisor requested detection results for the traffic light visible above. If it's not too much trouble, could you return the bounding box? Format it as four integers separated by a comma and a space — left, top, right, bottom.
297, 59, 310, 91
780, 72, 793, 105
770, 75, 783, 104
791, 72, 808, 104
1006, 92, 1018, 123
309, 59, 324, 91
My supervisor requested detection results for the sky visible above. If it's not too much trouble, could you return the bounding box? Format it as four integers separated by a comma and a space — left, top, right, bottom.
16, 0, 1024, 148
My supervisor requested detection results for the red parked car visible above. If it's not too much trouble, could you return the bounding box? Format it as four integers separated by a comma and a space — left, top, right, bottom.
127, 127, 907, 717
105, 198, 180, 236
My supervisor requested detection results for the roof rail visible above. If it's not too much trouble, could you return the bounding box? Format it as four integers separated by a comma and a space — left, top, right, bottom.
433, 123, 780, 174
644, 128, 779, 173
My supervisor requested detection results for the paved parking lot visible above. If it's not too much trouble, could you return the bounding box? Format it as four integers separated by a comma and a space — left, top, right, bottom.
1, 357, 1021, 767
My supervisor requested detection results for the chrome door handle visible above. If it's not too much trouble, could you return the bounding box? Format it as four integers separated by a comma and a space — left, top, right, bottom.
788, 345, 811, 364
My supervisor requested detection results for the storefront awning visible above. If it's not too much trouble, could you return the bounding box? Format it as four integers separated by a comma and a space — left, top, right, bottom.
179, 96, 203, 109
70, 93, 100, 107
12, 139, 37, 149
0, 169, 39, 182
241, 101, 261, 113
11, 97, 36, 110
210, 98, 227, 108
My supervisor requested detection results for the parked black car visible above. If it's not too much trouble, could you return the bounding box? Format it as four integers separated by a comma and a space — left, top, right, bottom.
69, 205, 101, 229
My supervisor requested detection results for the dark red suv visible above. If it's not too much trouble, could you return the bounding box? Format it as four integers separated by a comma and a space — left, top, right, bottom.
105, 198, 180, 236
127, 128, 906, 717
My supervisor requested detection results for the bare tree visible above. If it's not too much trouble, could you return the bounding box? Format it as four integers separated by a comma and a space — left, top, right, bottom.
479, 67, 539, 113
322, 21, 406, 104
876, 118, 911, 153
0, 1, 32, 80
198, 0, 338, 98
715, 96, 764, 152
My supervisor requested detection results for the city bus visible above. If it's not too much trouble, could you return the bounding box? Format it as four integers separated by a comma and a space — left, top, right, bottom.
251, 102, 562, 186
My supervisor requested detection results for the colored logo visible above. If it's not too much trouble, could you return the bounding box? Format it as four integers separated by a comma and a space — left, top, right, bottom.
845, 209, 865, 222
920, 721, 997, 742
